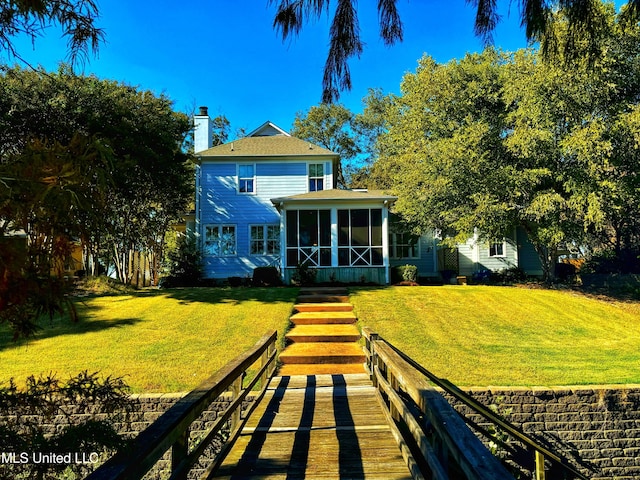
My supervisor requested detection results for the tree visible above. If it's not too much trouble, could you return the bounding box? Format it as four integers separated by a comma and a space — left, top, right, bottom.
269, 0, 640, 103
0, 0, 103, 65
0, 66, 192, 336
369, 4, 640, 282
291, 103, 361, 186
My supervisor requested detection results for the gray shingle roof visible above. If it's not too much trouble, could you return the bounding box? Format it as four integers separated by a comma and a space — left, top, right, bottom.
197, 135, 338, 158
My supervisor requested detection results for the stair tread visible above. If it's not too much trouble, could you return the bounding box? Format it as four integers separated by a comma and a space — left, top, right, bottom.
286, 324, 359, 336
280, 342, 364, 357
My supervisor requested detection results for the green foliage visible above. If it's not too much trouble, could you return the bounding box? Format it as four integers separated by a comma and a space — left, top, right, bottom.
0, 0, 104, 65
291, 103, 361, 186
161, 235, 203, 287
391, 264, 418, 284
0, 371, 132, 479
369, 5, 640, 283
291, 263, 317, 286
0, 66, 193, 337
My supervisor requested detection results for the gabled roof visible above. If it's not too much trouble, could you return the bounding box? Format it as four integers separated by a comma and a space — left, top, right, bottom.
271, 189, 397, 205
247, 121, 290, 137
197, 135, 338, 157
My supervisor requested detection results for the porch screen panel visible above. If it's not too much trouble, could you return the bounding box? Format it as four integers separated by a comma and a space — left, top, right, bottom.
337, 209, 384, 266
285, 209, 331, 267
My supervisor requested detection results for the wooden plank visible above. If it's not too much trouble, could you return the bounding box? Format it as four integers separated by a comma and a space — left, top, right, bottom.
209, 374, 413, 480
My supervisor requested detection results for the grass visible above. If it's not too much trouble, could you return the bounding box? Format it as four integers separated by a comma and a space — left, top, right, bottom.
350, 285, 640, 387
0, 287, 298, 393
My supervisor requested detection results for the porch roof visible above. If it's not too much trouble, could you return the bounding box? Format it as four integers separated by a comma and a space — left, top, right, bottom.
271, 189, 397, 206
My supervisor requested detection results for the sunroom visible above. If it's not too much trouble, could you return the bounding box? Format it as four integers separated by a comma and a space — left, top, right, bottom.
271, 189, 397, 284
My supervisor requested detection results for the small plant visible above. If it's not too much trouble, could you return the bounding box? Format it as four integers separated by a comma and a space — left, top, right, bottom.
291, 263, 317, 286
391, 265, 418, 284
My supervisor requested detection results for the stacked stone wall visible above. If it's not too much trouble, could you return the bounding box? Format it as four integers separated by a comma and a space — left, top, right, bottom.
446, 386, 640, 479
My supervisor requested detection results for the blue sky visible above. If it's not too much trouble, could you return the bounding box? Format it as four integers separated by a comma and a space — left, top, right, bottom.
1, 1, 622, 135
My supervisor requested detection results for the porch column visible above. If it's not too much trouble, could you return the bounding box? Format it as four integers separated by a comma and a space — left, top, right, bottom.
279, 206, 286, 282
382, 203, 390, 284
330, 208, 339, 267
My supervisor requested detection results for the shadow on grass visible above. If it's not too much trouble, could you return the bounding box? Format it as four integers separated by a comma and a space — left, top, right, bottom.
155, 286, 300, 306
0, 317, 141, 352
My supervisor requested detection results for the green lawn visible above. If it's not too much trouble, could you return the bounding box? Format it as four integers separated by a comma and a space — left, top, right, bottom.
350, 285, 640, 387
0, 288, 297, 393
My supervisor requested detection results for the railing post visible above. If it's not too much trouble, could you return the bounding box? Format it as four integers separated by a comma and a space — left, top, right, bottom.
231, 376, 243, 433
535, 450, 546, 480
171, 430, 189, 477
369, 333, 380, 388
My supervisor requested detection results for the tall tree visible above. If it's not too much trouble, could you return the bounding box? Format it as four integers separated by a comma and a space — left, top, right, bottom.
291, 103, 361, 186
370, 4, 640, 281
0, 66, 192, 336
269, 0, 640, 102
0, 0, 103, 64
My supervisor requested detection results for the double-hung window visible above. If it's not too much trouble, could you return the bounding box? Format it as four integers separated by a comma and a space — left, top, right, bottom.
238, 164, 255, 193
204, 225, 236, 256
489, 241, 505, 257
308, 163, 324, 192
250, 225, 280, 255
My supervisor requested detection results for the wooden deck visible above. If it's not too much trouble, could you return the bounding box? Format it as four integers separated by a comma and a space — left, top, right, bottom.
211, 374, 413, 479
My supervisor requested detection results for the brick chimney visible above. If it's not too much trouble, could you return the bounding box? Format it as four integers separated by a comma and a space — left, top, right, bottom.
194, 106, 212, 153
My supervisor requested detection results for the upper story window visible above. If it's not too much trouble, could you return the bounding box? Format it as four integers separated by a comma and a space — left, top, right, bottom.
238, 164, 255, 193
309, 163, 324, 192
489, 241, 505, 257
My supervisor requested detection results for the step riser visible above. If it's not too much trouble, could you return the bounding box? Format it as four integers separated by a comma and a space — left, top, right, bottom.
297, 295, 350, 303
280, 355, 366, 365
299, 288, 348, 295
277, 364, 365, 376
290, 317, 356, 325
294, 305, 353, 313
286, 335, 361, 343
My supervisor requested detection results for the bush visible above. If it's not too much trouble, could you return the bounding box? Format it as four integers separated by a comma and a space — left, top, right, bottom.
161, 235, 203, 288
252, 266, 281, 286
392, 265, 418, 284
291, 263, 317, 286
582, 249, 640, 274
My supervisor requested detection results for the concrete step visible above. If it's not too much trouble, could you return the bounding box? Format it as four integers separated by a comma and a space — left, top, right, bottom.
279, 343, 366, 365
297, 294, 350, 303
294, 303, 353, 313
290, 311, 357, 325
285, 324, 360, 343
277, 363, 366, 376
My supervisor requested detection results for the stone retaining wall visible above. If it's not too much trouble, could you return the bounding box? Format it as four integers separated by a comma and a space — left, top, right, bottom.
446, 386, 640, 479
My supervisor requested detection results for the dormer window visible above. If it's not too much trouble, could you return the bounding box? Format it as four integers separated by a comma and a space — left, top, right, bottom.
309, 163, 324, 192
238, 164, 255, 193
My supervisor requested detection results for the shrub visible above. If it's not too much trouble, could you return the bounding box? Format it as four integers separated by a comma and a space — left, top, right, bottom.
291, 263, 317, 286
392, 265, 418, 284
582, 248, 640, 274
252, 267, 281, 286
161, 235, 203, 287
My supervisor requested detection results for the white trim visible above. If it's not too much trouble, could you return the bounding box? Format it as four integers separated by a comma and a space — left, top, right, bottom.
237, 163, 256, 195
204, 224, 237, 257
246, 121, 291, 138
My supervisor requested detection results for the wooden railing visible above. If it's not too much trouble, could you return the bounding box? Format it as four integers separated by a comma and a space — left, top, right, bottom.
362, 327, 588, 480
87, 330, 278, 480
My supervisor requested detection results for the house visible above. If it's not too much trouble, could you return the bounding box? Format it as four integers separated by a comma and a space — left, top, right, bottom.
192, 108, 541, 284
